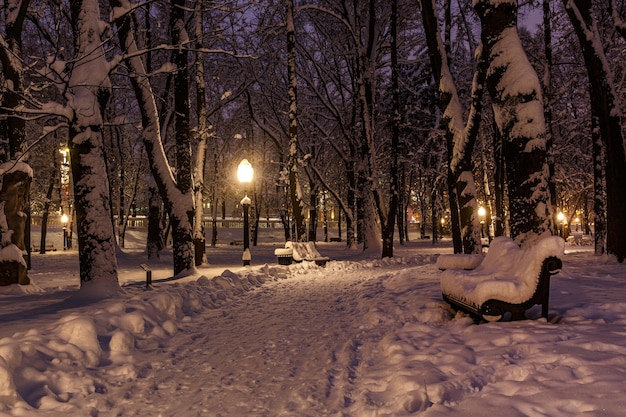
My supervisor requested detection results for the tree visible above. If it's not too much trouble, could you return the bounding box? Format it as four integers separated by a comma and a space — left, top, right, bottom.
0, 0, 29, 160
381, 0, 400, 258
563, 0, 626, 261
193, 0, 208, 265
67, 0, 119, 296
111, 0, 196, 276
419, 0, 486, 255
286, 0, 307, 242
474, 0, 554, 246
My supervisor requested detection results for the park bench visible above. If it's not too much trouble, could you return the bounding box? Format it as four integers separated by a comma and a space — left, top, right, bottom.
274, 241, 330, 266
439, 236, 564, 322
31, 244, 57, 252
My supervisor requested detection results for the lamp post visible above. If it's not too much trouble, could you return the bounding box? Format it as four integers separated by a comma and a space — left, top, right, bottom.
237, 159, 253, 266
440, 217, 445, 238
557, 211, 565, 238
61, 213, 68, 250
478, 206, 486, 238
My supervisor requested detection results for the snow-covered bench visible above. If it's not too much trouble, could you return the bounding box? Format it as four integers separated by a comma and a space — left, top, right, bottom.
274, 241, 330, 266
439, 236, 564, 322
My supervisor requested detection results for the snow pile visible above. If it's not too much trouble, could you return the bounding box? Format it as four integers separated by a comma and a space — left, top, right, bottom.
0, 263, 297, 414
0, 247, 625, 416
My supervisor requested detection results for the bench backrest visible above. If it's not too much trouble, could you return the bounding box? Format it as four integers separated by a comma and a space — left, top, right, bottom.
479, 237, 563, 281
481, 237, 563, 299
285, 241, 322, 261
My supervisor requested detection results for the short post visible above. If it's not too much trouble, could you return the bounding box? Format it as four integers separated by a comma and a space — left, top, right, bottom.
140, 264, 152, 288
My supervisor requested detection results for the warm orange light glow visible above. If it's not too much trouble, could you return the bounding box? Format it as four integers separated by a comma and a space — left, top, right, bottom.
237, 159, 253, 183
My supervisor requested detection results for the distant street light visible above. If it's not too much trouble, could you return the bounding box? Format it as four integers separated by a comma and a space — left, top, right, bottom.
237, 159, 253, 266
478, 206, 486, 238
61, 213, 69, 250
557, 212, 565, 238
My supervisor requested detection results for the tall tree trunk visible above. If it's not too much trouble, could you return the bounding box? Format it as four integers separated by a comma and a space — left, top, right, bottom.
286, 0, 307, 242
111, 0, 195, 275
68, 0, 119, 296
543, 0, 558, 226
146, 179, 164, 259
193, 0, 208, 266
492, 122, 506, 236
564, 0, 626, 261
113, 124, 126, 248
382, 0, 400, 258
171, 0, 195, 272
39, 144, 59, 255
308, 187, 318, 242
355, 0, 382, 254
474, 0, 554, 247
0, 0, 28, 161
419, 0, 486, 254
592, 128, 606, 255
346, 164, 356, 248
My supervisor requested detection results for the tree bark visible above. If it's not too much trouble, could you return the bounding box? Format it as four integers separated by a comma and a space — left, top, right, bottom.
170, 0, 196, 273
193, 0, 208, 266
67, 0, 119, 295
381, 0, 400, 258
111, 0, 195, 275
419, 0, 486, 254
563, 0, 626, 261
474, 0, 554, 247
286, 0, 307, 242
0, 0, 28, 161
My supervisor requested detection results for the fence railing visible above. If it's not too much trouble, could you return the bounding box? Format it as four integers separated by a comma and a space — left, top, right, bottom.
31, 215, 344, 230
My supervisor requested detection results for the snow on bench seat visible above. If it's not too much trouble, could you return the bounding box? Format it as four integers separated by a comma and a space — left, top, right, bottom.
440, 236, 564, 322
274, 241, 330, 266
436, 254, 484, 270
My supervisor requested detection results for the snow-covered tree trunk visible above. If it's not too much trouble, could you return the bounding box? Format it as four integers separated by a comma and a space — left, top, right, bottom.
111, 0, 195, 275
0, 0, 28, 161
563, 0, 626, 261
146, 179, 164, 259
542, 0, 558, 221
286, 0, 307, 242
381, 0, 400, 258
592, 130, 606, 255
67, 0, 119, 295
170, 0, 196, 273
474, 0, 554, 247
193, 0, 207, 266
419, 0, 485, 254
355, 0, 382, 254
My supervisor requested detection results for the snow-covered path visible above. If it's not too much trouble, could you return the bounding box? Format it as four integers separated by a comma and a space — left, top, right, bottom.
102, 262, 396, 417
3, 244, 626, 417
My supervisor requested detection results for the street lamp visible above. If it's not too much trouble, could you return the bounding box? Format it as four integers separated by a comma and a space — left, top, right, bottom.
61, 213, 69, 250
557, 211, 565, 238
477, 206, 486, 238
440, 217, 445, 238
237, 159, 253, 266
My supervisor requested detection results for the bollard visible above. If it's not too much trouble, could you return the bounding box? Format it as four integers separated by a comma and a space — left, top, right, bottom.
139, 264, 152, 288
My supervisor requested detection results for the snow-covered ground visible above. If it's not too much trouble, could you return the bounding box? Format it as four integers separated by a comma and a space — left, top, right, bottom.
0, 227, 625, 416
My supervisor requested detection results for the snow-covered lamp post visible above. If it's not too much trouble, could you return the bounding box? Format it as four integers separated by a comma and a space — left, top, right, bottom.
237, 159, 253, 266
